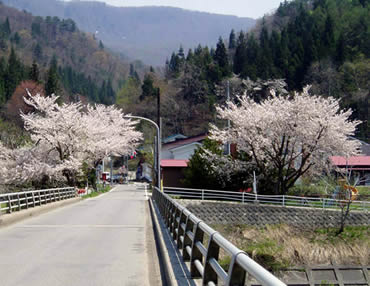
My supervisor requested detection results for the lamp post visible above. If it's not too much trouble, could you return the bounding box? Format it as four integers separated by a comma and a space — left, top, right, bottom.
124, 115, 161, 189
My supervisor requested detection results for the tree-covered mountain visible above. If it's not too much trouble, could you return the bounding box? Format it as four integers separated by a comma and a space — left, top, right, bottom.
136, 0, 368, 141
2, 0, 256, 66
0, 2, 133, 109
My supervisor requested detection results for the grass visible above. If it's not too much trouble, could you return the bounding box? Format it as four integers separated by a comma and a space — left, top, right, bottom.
210, 224, 370, 273
357, 186, 370, 197
82, 185, 112, 199
0, 202, 8, 213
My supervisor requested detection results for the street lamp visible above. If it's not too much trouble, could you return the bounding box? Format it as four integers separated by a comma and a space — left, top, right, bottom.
124, 115, 161, 189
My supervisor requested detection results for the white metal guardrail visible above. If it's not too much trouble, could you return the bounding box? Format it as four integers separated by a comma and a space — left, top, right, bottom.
0, 187, 76, 214
152, 187, 287, 286
163, 187, 370, 212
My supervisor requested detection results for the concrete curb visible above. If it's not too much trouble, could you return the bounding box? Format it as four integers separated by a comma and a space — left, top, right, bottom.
0, 197, 82, 228
149, 197, 198, 286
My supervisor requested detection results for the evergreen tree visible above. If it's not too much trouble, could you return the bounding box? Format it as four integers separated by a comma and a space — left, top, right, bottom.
5, 48, 22, 100
3, 17, 11, 38
233, 31, 247, 75
29, 61, 40, 82
214, 37, 230, 77
228, 29, 236, 49
33, 43, 43, 60
169, 52, 180, 76
323, 14, 336, 56
186, 48, 194, 62
45, 56, 60, 96
140, 74, 156, 101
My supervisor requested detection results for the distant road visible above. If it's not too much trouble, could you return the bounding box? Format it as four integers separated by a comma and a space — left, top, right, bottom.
0, 184, 161, 286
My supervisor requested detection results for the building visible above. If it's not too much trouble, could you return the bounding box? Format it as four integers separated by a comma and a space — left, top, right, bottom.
161, 134, 207, 187
331, 156, 370, 185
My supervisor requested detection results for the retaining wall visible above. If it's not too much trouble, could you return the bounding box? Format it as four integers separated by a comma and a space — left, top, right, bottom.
177, 200, 370, 228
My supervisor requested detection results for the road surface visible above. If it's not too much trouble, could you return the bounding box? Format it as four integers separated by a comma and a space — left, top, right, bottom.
0, 184, 160, 286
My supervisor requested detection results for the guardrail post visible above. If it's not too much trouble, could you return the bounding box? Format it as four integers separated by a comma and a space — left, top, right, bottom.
322, 198, 325, 209
17, 193, 21, 211
203, 232, 220, 285
25, 193, 29, 209
190, 221, 204, 278
202, 189, 204, 201
172, 207, 180, 240
242, 192, 245, 204
227, 252, 247, 286
38, 191, 41, 205
176, 209, 186, 248
32, 192, 35, 206
7, 195, 12, 213
282, 195, 285, 207
182, 215, 194, 261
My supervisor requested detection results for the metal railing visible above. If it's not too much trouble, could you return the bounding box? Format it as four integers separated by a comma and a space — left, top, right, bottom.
0, 187, 76, 214
163, 187, 370, 212
152, 187, 286, 286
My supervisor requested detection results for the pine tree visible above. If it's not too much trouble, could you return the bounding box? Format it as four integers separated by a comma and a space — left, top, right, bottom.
45, 56, 60, 96
214, 37, 230, 77
33, 43, 43, 60
140, 74, 156, 101
3, 17, 11, 38
29, 61, 40, 82
233, 31, 247, 75
5, 48, 22, 100
228, 29, 236, 49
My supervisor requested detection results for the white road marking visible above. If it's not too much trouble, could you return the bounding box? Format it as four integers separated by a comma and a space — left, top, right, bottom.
17, 224, 144, 229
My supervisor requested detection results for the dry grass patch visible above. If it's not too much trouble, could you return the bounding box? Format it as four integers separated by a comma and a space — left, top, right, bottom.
211, 224, 369, 273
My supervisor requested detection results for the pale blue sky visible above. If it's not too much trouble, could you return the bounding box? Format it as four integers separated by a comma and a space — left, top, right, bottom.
69, 0, 283, 18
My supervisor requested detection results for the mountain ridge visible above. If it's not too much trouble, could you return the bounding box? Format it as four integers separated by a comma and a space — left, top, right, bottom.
2, 0, 256, 65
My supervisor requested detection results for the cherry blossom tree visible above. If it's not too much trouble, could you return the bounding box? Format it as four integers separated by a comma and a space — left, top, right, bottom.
209, 86, 361, 195
0, 92, 142, 186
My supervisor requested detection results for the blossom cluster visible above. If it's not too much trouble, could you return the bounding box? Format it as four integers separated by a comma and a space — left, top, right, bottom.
0, 92, 142, 185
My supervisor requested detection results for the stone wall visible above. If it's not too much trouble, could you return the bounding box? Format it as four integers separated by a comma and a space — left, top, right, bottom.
177, 200, 370, 228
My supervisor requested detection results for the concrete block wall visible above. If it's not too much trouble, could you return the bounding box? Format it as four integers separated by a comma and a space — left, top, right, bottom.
177, 200, 370, 228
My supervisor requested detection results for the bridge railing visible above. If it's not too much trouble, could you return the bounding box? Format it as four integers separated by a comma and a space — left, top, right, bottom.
152, 187, 286, 286
163, 187, 370, 212
0, 187, 76, 215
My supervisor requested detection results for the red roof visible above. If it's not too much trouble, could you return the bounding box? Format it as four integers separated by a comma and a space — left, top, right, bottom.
331, 156, 370, 166
161, 159, 189, 168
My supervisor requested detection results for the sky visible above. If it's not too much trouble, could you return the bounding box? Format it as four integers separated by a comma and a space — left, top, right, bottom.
74, 0, 283, 18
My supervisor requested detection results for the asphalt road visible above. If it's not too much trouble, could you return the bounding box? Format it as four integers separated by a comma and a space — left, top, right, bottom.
0, 184, 161, 286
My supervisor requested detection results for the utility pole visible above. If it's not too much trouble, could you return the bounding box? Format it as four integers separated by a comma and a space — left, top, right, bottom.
157, 88, 161, 188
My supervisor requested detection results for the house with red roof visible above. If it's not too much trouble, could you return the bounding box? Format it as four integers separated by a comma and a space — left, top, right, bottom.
161, 134, 207, 187
330, 156, 370, 185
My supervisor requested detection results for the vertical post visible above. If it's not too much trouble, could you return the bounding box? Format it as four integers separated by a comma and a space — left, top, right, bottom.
282, 195, 285, 207
322, 198, 325, 209
110, 156, 113, 185
25, 193, 29, 209
158, 121, 161, 190
202, 190, 204, 201
32, 192, 35, 206
227, 80, 231, 155
242, 192, 245, 204
17, 194, 21, 211
7, 195, 12, 213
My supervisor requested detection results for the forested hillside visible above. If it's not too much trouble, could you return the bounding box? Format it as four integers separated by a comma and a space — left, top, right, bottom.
2, 0, 256, 65
0, 3, 133, 108
121, 0, 368, 141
